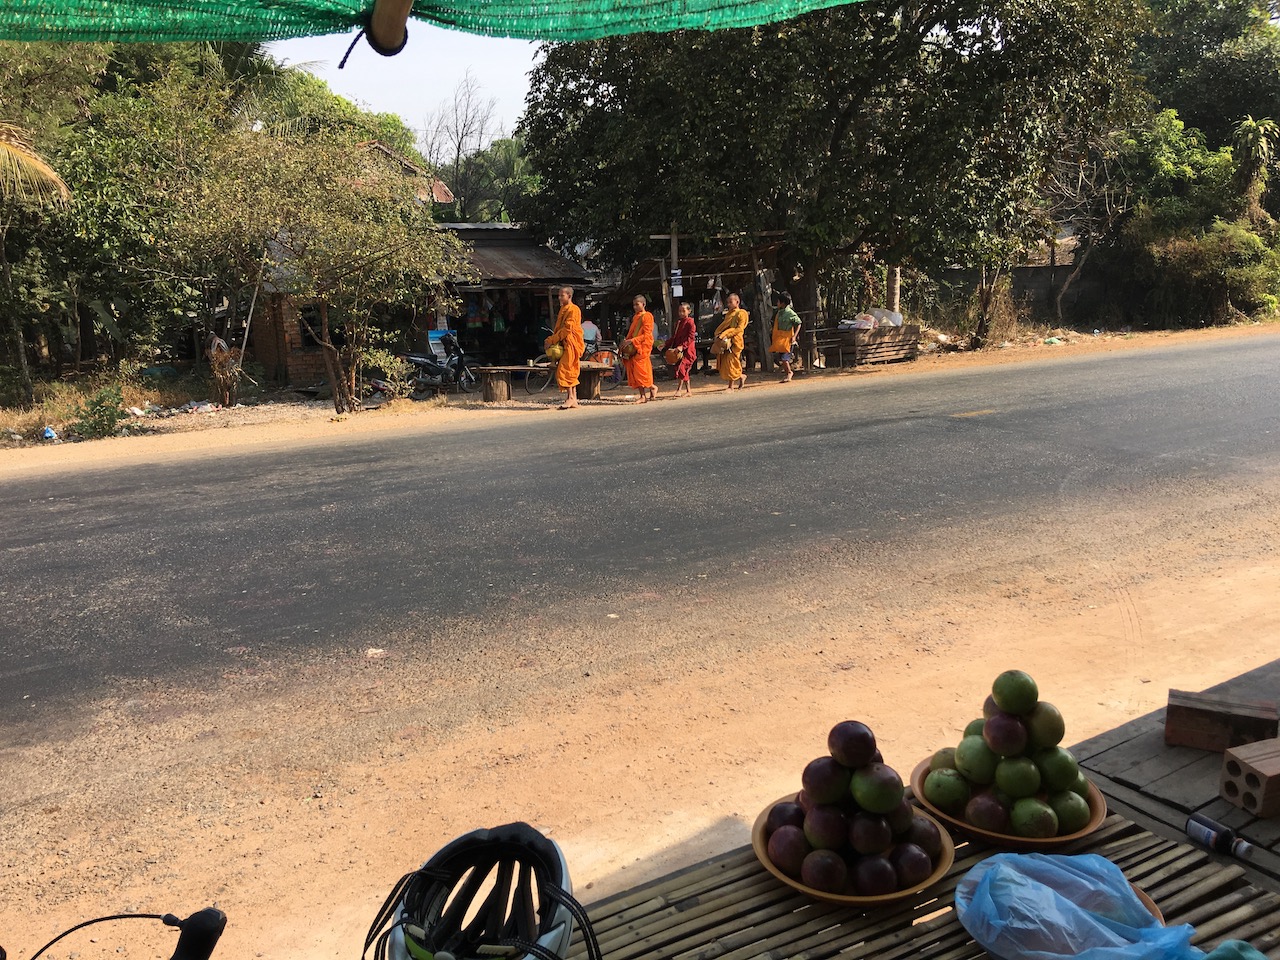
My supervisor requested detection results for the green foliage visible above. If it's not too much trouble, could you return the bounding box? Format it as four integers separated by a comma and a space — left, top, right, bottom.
71, 382, 126, 437
1135, 0, 1280, 149
363, 347, 413, 397
518, 0, 1145, 274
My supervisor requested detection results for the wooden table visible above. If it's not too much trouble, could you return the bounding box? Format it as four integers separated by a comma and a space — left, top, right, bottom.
1073, 658, 1280, 886
569, 813, 1280, 960
476, 361, 616, 402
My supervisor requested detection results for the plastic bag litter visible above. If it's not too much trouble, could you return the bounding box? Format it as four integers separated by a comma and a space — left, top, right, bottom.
956, 854, 1266, 960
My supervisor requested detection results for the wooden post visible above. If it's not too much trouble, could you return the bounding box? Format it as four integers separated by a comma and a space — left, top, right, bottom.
751, 248, 773, 373
367, 0, 414, 55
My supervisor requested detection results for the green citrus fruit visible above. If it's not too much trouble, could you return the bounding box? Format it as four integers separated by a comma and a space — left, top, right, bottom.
923, 768, 970, 815
929, 747, 957, 772
1048, 790, 1092, 835
1033, 746, 1080, 793
955, 735, 1000, 785
964, 717, 986, 738
992, 670, 1039, 715
1026, 701, 1066, 749
1010, 797, 1059, 838
994, 756, 1042, 799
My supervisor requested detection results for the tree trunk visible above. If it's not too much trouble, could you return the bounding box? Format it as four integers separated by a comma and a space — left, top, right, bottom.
1054, 243, 1092, 325
972, 264, 998, 350
0, 227, 35, 407
887, 265, 901, 312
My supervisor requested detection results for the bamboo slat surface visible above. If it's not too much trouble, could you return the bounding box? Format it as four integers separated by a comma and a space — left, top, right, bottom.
569, 814, 1280, 960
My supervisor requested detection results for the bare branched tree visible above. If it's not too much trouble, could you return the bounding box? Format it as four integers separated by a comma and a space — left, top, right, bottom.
421, 70, 498, 222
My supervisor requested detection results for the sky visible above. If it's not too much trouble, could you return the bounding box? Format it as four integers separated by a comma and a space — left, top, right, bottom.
268, 27, 540, 142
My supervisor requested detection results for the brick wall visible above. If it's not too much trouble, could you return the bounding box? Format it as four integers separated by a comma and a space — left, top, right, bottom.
253, 296, 330, 385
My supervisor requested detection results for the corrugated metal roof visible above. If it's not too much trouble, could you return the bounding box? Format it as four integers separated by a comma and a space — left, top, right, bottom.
442, 224, 592, 286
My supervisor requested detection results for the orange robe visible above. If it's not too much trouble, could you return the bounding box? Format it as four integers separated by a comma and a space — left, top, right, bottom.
545, 303, 584, 388
714, 308, 750, 382
623, 310, 655, 389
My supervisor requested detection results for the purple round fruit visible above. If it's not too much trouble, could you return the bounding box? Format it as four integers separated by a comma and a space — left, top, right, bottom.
885, 797, 915, 836
983, 694, 1000, 718
804, 804, 849, 851
849, 812, 894, 855
797, 789, 816, 812
983, 710, 1029, 758
965, 790, 1011, 834
801, 849, 849, 894
905, 815, 943, 860
828, 720, 877, 769
767, 824, 810, 878
802, 755, 853, 805
765, 801, 806, 837
851, 854, 898, 896
889, 842, 934, 889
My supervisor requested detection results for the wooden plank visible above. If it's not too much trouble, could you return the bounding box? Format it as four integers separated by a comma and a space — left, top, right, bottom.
1083, 727, 1175, 780
1156, 864, 1249, 918
1113, 741, 1213, 792
1188, 891, 1280, 943
1071, 715, 1165, 763
1165, 689, 1279, 751
1144, 752, 1227, 811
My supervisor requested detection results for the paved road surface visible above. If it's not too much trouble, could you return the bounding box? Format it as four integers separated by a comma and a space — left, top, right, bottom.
3, 335, 1279, 716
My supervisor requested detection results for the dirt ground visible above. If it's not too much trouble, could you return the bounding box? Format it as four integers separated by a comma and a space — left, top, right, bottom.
2, 323, 1279, 960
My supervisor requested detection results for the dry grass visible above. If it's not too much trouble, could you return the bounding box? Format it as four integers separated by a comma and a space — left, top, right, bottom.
0, 373, 217, 442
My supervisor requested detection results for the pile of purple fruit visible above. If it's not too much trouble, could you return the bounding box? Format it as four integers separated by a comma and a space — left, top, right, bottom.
761, 720, 946, 897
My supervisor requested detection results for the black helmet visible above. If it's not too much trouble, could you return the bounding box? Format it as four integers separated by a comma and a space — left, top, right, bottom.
364, 823, 601, 960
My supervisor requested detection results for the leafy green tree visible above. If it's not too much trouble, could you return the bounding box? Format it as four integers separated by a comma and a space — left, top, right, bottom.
518, 0, 1145, 339
1232, 115, 1279, 221
0, 121, 70, 405
1135, 0, 1280, 148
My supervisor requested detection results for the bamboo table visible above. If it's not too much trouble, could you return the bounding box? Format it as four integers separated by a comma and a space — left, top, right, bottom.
568, 814, 1280, 960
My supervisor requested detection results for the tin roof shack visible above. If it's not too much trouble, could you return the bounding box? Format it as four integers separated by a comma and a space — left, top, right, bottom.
439, 223, 594, 365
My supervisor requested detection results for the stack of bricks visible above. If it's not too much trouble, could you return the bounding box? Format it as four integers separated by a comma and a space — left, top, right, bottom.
1221, 738, 1280, 818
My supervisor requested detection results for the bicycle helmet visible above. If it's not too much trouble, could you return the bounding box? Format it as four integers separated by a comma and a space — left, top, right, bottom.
363, 823, 602, 960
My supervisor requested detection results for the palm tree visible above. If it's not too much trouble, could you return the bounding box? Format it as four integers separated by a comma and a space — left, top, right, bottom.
2, 121, 70, 407
1, 121, 70, 206
1232, 115, 1278, 222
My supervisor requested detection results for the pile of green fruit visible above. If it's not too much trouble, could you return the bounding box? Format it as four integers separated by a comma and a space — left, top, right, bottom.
761, 720, 947, 897
922, 670, 1092, 839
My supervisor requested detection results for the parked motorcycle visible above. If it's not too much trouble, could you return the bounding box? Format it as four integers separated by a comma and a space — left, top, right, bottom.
2, 905, 225, 960
403, 333, 478, 399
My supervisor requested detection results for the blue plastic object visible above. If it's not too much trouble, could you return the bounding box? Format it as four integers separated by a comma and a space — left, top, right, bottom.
956, 854, 1266, 960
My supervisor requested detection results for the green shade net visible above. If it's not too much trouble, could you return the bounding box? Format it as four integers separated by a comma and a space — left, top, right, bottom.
0, 0, 862, 44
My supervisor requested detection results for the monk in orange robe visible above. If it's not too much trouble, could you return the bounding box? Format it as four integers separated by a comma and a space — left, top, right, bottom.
545, 286, 585, 409
714, 292, 750, 390
624, 295, 657, 402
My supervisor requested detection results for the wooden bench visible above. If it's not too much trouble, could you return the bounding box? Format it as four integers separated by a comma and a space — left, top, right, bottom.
815, 323, 922, 369
476, 361, 615, 403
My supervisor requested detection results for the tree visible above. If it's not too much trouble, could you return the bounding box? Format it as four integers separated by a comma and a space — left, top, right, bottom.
0, 121, 69, 405
1135, 0, 1280, 148
1233, 115, 1279, 221
421, 70, 498, 222
518, 0, 1146, 325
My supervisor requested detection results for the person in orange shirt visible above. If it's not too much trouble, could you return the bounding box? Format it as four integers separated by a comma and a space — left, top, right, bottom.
713, 292, 750, 390
623, 295, 657, 402
545, 286, 585, 410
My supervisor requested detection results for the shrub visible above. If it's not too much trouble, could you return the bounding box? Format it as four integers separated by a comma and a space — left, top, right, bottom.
71, 384, 127, 439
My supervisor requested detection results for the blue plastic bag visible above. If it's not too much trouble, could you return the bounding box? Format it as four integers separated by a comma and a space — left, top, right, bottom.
955, 854, 1264, 960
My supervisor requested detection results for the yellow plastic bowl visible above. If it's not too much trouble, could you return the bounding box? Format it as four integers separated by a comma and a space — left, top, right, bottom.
546, 344, 564, 361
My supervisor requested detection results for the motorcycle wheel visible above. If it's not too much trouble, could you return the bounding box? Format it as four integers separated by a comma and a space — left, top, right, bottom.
593, 350, 623, 391
456, 363, 478, 393
524, 356, 554, 394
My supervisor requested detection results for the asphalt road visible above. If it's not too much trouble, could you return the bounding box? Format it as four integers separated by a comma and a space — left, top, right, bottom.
3, 334, 1280, 716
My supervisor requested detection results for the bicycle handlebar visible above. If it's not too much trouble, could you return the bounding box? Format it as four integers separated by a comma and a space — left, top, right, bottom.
166, 908, 227, 960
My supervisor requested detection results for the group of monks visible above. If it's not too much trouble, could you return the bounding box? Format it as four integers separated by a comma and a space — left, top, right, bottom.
542, 286, 799, 410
